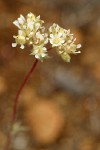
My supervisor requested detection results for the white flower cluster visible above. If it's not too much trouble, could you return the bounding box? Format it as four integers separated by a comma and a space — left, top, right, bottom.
49, 23, 81, 62
12, 13, 81, 62
12, 13, 48, 60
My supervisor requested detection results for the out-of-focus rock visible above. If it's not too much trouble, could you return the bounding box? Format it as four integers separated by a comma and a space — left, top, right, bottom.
20, 86, 36, 109
78, 136, 95, 150
24, 100, 65, 145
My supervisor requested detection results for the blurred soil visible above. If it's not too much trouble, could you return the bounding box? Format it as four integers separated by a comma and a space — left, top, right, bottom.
0, 0, 100, 149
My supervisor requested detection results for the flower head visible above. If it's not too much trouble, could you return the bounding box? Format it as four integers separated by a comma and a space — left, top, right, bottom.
49, 23, 81, 62
49, 24, 65, 47
12, 13, 81, 62
12, 12, 48, 60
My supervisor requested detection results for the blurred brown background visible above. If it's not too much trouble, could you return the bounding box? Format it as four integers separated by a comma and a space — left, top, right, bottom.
0, 0, 100, 149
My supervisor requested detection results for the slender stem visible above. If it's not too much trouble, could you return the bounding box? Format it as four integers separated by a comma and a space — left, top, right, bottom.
11, 58, 38, 123
4, 58, 38, 150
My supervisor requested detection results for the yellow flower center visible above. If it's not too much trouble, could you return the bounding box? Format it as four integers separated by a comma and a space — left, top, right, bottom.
16, 35, 26, 44
53, 38, 60, 44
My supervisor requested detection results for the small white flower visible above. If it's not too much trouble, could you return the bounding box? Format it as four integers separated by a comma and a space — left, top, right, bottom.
49, 34, 65, 47
31, 45, 47, 60
49, 24, 66, 47
36, 32, 44, 41
12, 43, 17, 47
27, 12, 35, 20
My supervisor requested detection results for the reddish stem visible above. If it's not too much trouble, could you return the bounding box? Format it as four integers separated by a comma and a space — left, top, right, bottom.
11, 58, 38, 123
4, 58, 38, 150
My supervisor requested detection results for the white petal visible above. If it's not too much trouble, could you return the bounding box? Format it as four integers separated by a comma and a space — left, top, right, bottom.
20, 15, 25, 21
41, 53, 46, 57
42, 47, 47, 51
13, 20, 20, 29
67, 29, 70, 34
61, 39, 65, 43
49, 27, 52, 32
29, 32, 33, 37
49, 39, 53, 44
18, 30, 23, 35
77, 44, 81, 48
20, 45, 25, 49
27, 22, 33, 30
26, 37, 29, 40
29, 41, 33, 44
34, 49, 39, 53
58, 32, 62, 37
73, 38, 76, 42
36, 32, 43, 40
50, 34, 54, 38
18, 18, 24, 25
35, 54, 39, 59
12, 43, 17, 47
23, 25, 26, 29
75, 51, 81, 53
44, 38, 48, 44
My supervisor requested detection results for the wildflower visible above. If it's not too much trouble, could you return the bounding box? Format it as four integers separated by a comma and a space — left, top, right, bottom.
49, 24, 65, 47
31, 45, 47, 60
12, 12, 48, 60
49, 23, 81, 62
12, 13, 81, 62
